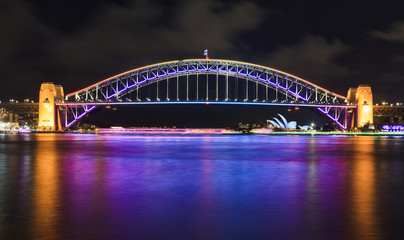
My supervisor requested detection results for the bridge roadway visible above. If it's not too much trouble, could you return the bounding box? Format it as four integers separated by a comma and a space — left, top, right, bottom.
1, 100, 403, 129
56, 101, 357, 109
3, 101, 403, 127
3, 101, 403, 117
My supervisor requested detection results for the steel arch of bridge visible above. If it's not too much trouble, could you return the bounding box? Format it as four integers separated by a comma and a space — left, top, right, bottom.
60, 59, 353, 130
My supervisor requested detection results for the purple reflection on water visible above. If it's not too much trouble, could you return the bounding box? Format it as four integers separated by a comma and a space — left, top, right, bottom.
1, 134, 404, 239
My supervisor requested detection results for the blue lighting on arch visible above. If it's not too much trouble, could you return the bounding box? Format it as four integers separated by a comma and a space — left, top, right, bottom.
60, 101, 352, 108
103, 68, 310, 102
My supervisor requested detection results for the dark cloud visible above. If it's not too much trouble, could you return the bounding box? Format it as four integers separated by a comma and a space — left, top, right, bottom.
0, 0, 403, 103
0, 1, 59, 98
0, 1, 53, 71
75, 0, 262, 55
370, 21, 404, 42
0, 0, 267, 96
263, 35, 351, 84
381, 72, 404, 82
392, 54, 404, 63
52, 0, 265, 67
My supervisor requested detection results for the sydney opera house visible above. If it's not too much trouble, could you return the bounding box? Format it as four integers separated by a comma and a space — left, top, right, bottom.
267, 114, 309, 131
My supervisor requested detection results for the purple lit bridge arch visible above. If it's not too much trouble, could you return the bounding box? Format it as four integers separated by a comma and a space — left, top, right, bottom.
58, 59, 356, 130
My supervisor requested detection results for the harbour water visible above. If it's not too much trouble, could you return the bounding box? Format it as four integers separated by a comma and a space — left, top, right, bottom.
1, 133, 404, 240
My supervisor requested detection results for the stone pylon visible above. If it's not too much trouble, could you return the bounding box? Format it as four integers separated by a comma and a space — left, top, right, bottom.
347, 85, 373, 128
38, 83, 64, 131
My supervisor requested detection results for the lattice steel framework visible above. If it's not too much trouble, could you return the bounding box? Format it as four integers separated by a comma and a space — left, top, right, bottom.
59, 59, 353, 130
0, 103, 39, 114
373, 106, 404, 117
317, 106, 351, 130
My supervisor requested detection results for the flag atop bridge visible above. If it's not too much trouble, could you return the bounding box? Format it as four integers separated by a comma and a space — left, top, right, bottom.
204, 49, 209, 60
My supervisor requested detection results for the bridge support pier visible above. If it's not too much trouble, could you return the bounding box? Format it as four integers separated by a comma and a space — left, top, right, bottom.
347, 85, 373, 128
38, 83, 64, 131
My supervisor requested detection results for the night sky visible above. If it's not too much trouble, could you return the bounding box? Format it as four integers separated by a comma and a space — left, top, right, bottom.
1, 0, 404, 126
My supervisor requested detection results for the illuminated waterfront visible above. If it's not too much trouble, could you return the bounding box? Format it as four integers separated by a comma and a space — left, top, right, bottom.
1, 134, 404, 240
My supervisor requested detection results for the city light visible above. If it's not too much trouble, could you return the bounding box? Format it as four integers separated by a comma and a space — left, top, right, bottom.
381, 125, 404, 132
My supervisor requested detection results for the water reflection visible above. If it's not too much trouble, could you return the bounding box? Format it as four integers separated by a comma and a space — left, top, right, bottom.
31, 134, 61, 240
198, 137, 219, 238
1, 134, 404, 239
304, 137, 321, 237
351, 137, 380, 240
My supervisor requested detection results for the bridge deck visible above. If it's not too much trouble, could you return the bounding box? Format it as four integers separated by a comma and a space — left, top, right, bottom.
56, 101, 358, 109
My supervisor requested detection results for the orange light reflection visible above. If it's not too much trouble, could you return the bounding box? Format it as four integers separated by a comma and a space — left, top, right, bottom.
351, 137, 380, 240
32, 135, 61, 239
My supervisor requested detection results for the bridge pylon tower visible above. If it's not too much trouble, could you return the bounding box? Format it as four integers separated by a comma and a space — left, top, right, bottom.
347, 84, 373, 128
38, 82, 64, 131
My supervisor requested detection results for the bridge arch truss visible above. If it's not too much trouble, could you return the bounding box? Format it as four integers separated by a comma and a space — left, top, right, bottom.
60, 59, 353, 130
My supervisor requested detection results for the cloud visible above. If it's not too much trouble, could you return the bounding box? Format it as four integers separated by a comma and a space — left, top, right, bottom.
370, 21, 404, 42
380, 72, 404, 82
173, 1, 265, 51
0, 1, 59, 98
392, 54, 404, 63
0, 0, 268, 97
263, 35, 351, 84
0, 1, 53, 71
50, 0, 267, 90
51, 0, 266, 73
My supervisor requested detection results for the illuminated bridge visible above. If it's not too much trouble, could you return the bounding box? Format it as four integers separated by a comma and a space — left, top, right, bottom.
34, 59, 379, 131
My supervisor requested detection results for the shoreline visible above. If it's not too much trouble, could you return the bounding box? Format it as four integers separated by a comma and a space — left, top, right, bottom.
251, 131, 404, 136
2, 128, 404, 136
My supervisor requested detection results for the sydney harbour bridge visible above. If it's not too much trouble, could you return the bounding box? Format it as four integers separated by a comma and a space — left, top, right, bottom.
1, 59, 402, 131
